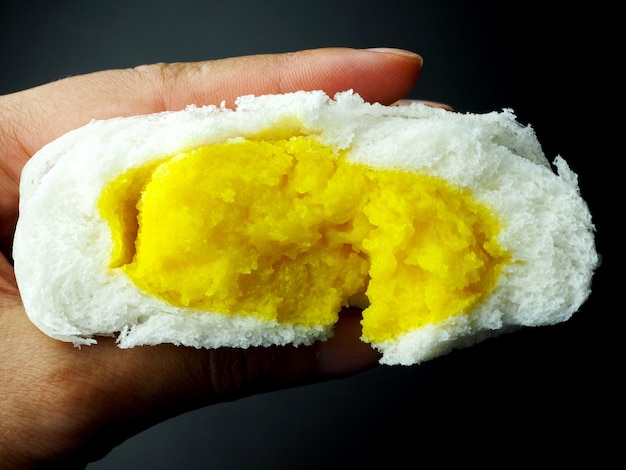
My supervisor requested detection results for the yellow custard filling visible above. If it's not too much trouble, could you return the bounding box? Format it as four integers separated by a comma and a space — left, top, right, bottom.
98, 135, 508, 343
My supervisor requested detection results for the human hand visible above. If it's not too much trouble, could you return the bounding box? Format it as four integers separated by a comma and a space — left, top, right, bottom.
0, 47, 422, 468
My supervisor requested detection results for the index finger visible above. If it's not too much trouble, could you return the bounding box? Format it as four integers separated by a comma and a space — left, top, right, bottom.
4, 47, 422, 161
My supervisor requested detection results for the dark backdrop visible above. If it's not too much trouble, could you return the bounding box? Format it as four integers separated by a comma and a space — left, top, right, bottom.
1, 1, 616, 468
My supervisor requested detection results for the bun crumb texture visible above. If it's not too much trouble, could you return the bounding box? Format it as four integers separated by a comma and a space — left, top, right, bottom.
12, 90, 598, 365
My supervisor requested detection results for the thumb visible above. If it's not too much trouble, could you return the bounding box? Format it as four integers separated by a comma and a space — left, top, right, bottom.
1, 301, 377, 466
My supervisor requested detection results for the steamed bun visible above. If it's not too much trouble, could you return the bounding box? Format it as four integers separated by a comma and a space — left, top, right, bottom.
12, 90, 598, 365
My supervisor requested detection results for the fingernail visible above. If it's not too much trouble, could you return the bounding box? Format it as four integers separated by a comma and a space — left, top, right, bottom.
393, 99, 454, 111
365, 48, 422, 61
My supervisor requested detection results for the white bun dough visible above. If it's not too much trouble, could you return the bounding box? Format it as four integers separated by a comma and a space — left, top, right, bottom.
12, 91, 598, 365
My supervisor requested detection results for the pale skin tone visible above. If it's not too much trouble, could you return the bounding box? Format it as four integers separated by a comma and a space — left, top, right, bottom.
0, 47, 424, 468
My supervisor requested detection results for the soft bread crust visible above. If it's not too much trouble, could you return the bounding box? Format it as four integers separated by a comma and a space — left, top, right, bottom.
12, 91, 598, 365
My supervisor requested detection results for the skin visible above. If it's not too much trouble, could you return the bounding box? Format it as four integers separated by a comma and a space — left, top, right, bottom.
0, 47, 423, 468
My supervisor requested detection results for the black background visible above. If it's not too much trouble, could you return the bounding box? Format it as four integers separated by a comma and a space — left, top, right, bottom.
1, 1, 617, 468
